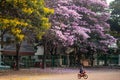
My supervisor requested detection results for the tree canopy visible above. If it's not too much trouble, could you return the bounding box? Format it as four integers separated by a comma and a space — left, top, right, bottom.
45, 0, 116, 53
109, 0, 120, 33
0, 0, 54, 41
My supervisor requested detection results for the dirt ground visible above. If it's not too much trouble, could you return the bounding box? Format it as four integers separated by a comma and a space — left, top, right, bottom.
0, 68, 120, 80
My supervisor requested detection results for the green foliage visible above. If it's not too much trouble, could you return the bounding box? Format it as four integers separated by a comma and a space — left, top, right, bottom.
109, 0, 120, 32
110, 0, 120, 15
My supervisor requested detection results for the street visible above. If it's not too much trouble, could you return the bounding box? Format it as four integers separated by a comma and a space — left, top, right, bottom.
0, 68, 120, 80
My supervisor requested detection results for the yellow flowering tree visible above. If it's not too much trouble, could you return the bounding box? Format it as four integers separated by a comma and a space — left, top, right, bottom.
0, 0, 54, 70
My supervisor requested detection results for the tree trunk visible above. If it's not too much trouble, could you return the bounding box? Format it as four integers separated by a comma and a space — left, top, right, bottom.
0, 35, 3, 62
49, 45, 54, 68
75, 47, 81, 67
42, 42, 46, 69
67, 54, 70, 67
15, 42, 20, 70
1, 30, 8, 49
90, 53, 94, 66
74, 47, 78, 67
104, 54, 108, 66
1, 34, 3, 49
51, 54, 55, 67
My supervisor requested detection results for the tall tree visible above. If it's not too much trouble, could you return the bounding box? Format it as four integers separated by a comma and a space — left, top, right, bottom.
45, 0, 116, 50
44, 0, 116, 66
0, 0, 54, 70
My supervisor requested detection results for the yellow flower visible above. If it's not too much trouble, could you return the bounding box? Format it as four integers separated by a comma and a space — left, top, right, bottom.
42, 23, 51, 30
3, 19, 9, 24
37, 32, 45, 40
19, 34, 24, 41
11, 28, 21, 34
16, 34, 24, 41
16, 29, 21, 33
22, 8, 33, 14
41, 17, 49, 22
50, 9, 54, 14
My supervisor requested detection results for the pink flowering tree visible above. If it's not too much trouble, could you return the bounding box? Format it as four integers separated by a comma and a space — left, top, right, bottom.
44, 0, 117, 66
45, 0, 116, 49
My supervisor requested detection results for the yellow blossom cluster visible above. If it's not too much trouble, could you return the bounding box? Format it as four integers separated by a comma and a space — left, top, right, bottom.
16, 34, 25, 41
41, 23, 51, 30
0, 18, 28, 29
0, 17, 28, 41
41, 17, 51, 29
11, 28, 21, 34
22, 8, 33, 14
43, 7, 54, 14
37, 32, 45, 39
0, 0, 54, 41
11, 28, 24, 41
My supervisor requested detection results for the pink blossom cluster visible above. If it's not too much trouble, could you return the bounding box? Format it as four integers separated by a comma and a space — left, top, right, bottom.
45, 0, 116, 52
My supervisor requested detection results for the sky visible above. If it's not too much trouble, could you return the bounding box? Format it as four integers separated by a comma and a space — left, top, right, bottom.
106, 0, 114, 5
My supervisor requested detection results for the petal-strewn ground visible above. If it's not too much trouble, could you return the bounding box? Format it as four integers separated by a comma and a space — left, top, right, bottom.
0, 68, 120, 80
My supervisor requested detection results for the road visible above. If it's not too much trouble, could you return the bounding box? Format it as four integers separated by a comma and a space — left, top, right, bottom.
0, 68, 120, 80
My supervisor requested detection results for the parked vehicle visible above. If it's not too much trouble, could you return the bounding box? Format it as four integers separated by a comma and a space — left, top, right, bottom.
0, 61, 11, 70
